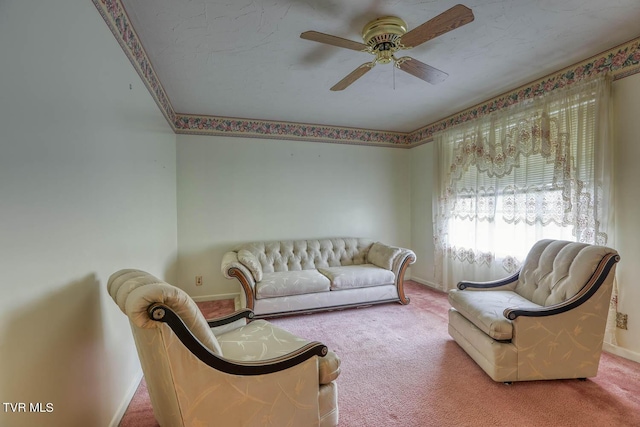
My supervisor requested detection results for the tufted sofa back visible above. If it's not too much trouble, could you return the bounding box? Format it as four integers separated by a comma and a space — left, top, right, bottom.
514, 239, 618, 306
235, 238, 374, 273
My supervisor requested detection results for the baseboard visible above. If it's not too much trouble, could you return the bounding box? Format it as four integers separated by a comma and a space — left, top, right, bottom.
408, 276, 442, 290
603, 342, 640, 363
191, 292, 240, 302
108, 369, 143, 427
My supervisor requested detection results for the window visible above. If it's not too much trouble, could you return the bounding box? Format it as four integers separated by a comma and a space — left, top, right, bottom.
433, 76, 612, 290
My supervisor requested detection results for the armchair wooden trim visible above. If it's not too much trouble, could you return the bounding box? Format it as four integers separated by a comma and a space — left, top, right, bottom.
206, 308, 254, 327
148, 304, 328, 376
457, 270, 520, 290
504, 253, 620, 320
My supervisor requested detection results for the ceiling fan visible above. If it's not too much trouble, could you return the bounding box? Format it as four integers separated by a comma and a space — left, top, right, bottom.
300, 4, 474, 91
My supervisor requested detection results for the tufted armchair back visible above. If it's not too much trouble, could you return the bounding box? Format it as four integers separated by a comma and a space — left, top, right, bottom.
108, 269, 222, 353
514, 239, 619, 306
235, 238, 373, 273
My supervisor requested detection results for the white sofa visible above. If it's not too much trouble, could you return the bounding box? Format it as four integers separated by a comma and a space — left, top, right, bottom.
221, 238, 416, 318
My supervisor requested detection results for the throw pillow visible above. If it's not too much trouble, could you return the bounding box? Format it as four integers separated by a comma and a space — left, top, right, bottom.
238, 249, 263, 282
368, 242, 400, 270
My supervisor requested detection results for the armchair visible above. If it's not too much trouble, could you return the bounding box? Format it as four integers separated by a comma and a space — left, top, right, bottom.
447, 239, 619, 382
108, 269, 340, 426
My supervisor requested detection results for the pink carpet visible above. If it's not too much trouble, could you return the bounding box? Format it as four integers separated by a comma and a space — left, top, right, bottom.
119, 282, 640, 426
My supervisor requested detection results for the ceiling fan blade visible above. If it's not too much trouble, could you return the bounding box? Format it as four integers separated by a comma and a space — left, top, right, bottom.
330, 62, 375, 91
400, 4, 474, 48
300, 31, 368, 52
395, 57, 448, 84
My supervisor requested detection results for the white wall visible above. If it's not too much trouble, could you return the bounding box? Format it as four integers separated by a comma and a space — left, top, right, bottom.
409, 143, 436, 286
611, 72, 640, 359
0, 1, 177, 426
176, 135, 412, 297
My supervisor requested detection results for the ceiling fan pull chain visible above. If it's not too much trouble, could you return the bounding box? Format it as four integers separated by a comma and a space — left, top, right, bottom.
393, 63, 396, 90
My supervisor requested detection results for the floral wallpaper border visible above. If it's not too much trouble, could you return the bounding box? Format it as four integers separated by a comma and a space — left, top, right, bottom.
407, 38, 640, 146
174, 114, 409, 147
93, 0, 640, 148
92, 0, 176, 126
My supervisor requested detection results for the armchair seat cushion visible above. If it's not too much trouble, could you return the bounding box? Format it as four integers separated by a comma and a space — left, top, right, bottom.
217, 320, 341, 385
256, 270, 330, 299
318, 264, 395, 290
448, 290, 541, 341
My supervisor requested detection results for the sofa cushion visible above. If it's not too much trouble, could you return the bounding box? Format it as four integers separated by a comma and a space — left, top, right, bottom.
238, 249, 263, 282
318, 264, 395, 290
216, 319, 341, 385
448, 290, 541, 341
256, 270, 330, 299
367, 242, 400, 270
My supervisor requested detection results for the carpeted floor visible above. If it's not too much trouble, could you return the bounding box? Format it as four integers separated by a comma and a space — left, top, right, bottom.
119, 281, 640, 427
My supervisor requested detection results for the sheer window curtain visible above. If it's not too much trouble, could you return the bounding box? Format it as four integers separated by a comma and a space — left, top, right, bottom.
432, 75, 618, 344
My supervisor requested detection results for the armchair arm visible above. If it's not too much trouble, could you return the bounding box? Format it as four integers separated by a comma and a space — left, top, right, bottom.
148, 303, 328, 376
457, 270, 520, 291
504, 253, 620, 320
207, 308, 254, 328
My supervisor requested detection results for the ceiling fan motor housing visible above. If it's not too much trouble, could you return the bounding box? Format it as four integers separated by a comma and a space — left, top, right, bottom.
362, 16, 407, 63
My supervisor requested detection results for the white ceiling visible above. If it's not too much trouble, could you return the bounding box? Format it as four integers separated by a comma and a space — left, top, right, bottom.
121, 0, 640, 133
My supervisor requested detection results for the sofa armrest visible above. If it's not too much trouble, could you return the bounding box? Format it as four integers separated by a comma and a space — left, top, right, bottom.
221, 252, 257, 311
221, 252, 256, 284
395, 248, 416, 305
367, 243, 416, 305
457, 271, 520, 291
391, 248, 417, 275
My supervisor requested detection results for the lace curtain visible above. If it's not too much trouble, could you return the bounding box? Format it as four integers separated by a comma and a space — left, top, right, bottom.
432, 75, 618, 344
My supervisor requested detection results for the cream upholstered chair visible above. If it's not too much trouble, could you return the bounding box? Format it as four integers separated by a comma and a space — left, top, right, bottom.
108, 269, 340, 426
448, 240, 619, 383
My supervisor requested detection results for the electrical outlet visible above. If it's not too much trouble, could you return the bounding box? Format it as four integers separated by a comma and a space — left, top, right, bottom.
616, 312, 628, 330
195, 276, 203, 286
